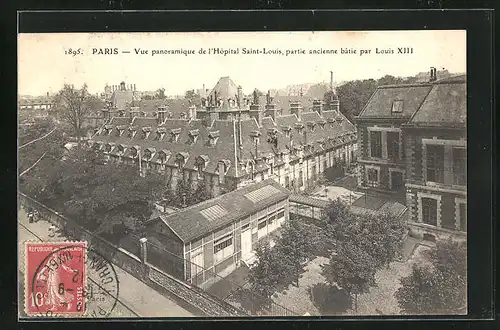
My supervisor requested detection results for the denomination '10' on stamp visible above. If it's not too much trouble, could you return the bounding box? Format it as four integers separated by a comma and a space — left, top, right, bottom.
25, 242, 87, 317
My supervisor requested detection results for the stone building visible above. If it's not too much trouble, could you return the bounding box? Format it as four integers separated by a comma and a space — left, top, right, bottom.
354, 68, 466, 239
89, 76, 357, 198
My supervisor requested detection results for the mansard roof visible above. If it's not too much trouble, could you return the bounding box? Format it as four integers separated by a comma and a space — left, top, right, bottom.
408, 75, 466, 126
358, 83, 433, 119
208, 76, 240, 101
358, 74, 466, 127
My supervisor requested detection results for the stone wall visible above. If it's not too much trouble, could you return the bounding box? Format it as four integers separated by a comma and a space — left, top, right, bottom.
18, 192, 245, 317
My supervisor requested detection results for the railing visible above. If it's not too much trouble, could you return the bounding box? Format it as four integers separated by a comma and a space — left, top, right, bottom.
128, 232, 299, 317
18, 192, 245, 317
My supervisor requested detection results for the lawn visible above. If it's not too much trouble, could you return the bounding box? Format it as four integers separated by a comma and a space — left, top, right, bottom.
271, 240, 432, 316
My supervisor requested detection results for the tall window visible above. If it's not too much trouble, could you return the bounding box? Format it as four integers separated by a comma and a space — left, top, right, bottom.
298, 170, 303, 187
214, 234, 233, 263
387, 132, 400, 159
453, 147, 467, 185
190, 247, 204, 277
459, 203, 467, 232
367, 168, 378, 185
426, 145, 445, 183
257, 217, 267, 239
370, 131, 382, 158
422, 198, 438, 226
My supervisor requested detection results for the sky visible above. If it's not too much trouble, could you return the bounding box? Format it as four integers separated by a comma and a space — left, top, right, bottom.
18, 30, 466, 97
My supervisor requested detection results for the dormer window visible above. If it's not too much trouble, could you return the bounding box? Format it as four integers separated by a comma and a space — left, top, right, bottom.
130, 147, 138, 159
282, 127, 292, 138
195, 155, 209, 179
117, 144, 125, 156
250, 130, 261, 145
176, 152, 189, 169
170, 128, 182, 143
157, 150, 171, 165
104, 125, 114, 136
208, 130, 220, 147
142, 126, 151, 139
267, 128, 278, 136
104, 144, 112, 153
318, 121, 326, 129
294, 123, 304, 134
392, 100, 404, 114
189, 129, 200, 144
154, 127, 166, 141
307, 122, 316, 132
116, 125, 127, 137
144, 148, 156, 161
128, 126, 137, 138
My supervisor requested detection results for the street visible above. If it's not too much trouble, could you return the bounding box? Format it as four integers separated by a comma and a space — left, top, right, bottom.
18, 207, 195, 318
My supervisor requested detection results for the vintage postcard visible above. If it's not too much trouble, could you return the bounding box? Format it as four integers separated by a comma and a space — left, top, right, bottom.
18, 30, 467, 318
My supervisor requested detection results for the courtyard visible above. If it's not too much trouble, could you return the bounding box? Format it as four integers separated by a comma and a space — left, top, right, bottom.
204, 174, 421, 316
271, 236, 433, 316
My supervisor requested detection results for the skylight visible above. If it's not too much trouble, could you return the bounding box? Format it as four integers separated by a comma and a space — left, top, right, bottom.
200, 204, 228, 222
244, 185, 281, 203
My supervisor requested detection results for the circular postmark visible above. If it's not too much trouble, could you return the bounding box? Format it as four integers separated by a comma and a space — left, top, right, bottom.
29, 243, 119, 318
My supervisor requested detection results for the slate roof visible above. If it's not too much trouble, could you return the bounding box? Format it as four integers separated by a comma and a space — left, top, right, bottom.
138, 99, 167, 113
358, 75, 466, 126
358, 84, 433, 118
408, 75, 466, 126
208, 76, 240, 101
91, 75, 357, 179
154, 179, 290, 242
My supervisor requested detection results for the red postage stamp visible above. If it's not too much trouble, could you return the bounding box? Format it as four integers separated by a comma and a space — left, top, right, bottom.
25, 241, 87, 316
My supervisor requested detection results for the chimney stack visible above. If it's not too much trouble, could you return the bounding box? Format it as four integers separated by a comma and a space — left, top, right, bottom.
290, 101, 303, 119
133, 84, 136, 91
330, 71, 334, 90
429, 67, 437, 82
157, 106, 167, 123
312, 99, 323, 115
237, 86, 243, 108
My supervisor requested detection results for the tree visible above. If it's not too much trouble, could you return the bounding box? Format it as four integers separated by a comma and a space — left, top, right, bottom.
52, 84, 97, 146
356, 211, 406, 269
18, 117, 68, 200
185, 89, 199, 100
155, 88, 166, 99
323, 74, 422, 121
62, 161, 165, 241
246, 243, 292, 311
276, 217, 323, 286
322, 242, 378, 312
396, 238, 467, 315
320, 199, 406, 311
